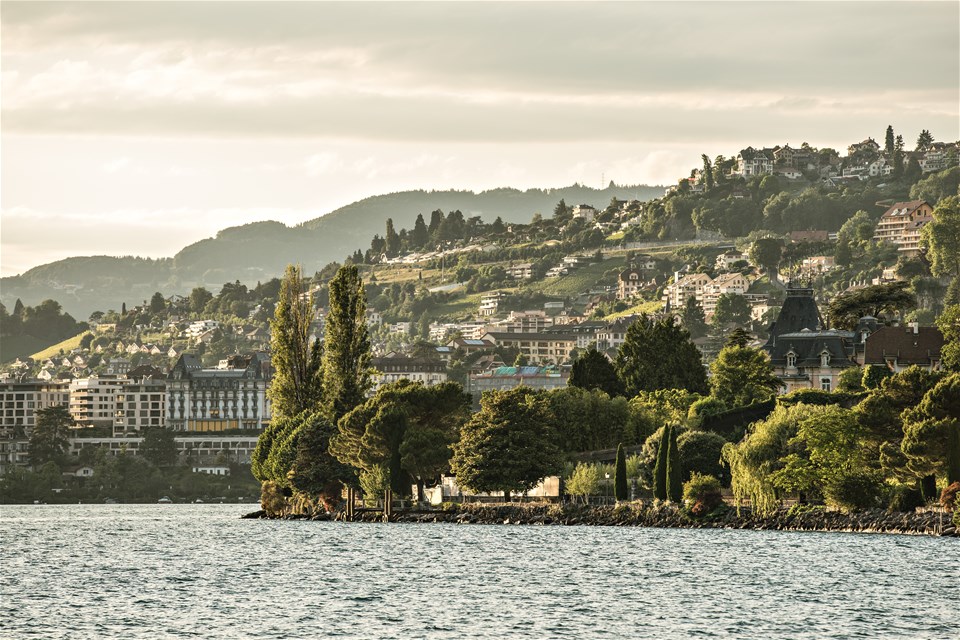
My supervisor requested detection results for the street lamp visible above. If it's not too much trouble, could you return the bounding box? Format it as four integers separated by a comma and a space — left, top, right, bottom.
605, 473, 611, 504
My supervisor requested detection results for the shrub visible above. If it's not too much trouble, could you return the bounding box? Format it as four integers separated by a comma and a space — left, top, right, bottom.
260, 480, 287, 516
677, 430, 729, 485
682, 473, 723, 516
824, 471, 885, 512
359, 464, 389, 505
941, 481, 960, 512
887, 484, 925, 513
779, 388, 838, 406
566, 462, 601, 504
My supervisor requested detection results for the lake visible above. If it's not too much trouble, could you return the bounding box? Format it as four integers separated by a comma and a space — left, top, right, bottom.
1, 504, 956, 638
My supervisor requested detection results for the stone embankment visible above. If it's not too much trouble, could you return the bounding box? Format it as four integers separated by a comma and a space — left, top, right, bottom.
244, 502, 958, 537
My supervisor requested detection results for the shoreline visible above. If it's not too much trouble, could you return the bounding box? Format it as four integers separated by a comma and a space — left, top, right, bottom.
244, 502, 959, 537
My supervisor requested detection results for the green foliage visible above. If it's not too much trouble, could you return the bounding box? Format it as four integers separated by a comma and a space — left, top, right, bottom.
666, 424, 682, 502
653, 425, 670, 500
910, 167, 960, 204
569, 348, 624, 397
901, 373, 960, 484
0, 298, 88, 363
749, 238, 783, 275
861, 364, 893, 390
267, 265, 323, 419
614, 444, 628, 501
681, 296, 708, 339
616, 315, 708, 396
683, 473, 723, 516
677, 430, 729, 485
322, 265, 372, 423
28, 406, 73, 466
139, 427, 177, 467
837, 367, 864, 392
922, 197, 960, 295
779, 388, 844, 406
712, 293, 752, 328
709, 345, 782, 408
547, 387, 631, 452
936, 305, 960, 372
359, 464, 390, 504
827, 282, 917, 330
286, 412, 348, 504
451, 387, 561, 497
566, 462, 601, 502
628, 390, 697, 444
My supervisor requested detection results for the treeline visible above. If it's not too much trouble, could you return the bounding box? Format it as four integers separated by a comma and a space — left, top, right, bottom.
0, 299, 88, 362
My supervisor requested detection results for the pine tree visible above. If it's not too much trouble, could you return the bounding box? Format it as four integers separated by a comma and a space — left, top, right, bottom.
893, 135, 905, 178
553, 198, 569, 219
666, 424, 682, 502
267, 265, 324, 421
885, 125, 895, 156
411, 213, 429, 249
614, 443, 628, 501
121, 302, 127, 315
322, 265, 371, 423
653, 425, 670, 500
701, 154, 714, 190
385, 218, 401, 257
428, 209, 444, 240
916, 129, 934, 151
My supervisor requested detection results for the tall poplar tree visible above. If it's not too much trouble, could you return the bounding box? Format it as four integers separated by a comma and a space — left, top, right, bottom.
614, 443, 628, 501
322, 265, 371, 423
267, 264, 324, 421
653, 425, 670, 500
411, 213, 429, 249
385, 218, 401, 257
884, 125, 895, 155
666, 425, 682, 502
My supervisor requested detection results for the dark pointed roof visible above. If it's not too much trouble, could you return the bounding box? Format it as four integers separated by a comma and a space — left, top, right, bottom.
763, 284, 824, 351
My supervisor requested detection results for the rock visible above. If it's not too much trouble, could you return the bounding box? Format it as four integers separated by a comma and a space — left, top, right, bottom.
241, 509, 266, 519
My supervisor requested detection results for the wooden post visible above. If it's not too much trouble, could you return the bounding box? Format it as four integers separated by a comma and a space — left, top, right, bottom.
346, 487, 355, 522
384, 489, 393, 521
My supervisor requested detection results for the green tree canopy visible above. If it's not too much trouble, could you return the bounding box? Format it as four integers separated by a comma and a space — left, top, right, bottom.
749, 237, 783, 277
615, 315, 708, 397
712, 293, 752, 328
827, 282, 917, 330
901, 374, 960, 484
322, 265, 371, 423
569, 348, 624, 397
139, 427, 177, 467
921, 197, 960, 300
709, 345, 782, 408
28, 406, 73, 466
450, 387, 561, 499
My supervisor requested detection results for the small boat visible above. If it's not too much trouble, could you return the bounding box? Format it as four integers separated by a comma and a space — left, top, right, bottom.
194, 498, 204, 504
157, 496, 172, 504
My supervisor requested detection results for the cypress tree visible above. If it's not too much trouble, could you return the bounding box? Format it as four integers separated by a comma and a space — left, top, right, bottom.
322, 265, 371, 423
666, 424, 682, 502
12, 298, 24, 317
653, 426, 669, 500
614, 443, 628, 501
884, 125, 895, 156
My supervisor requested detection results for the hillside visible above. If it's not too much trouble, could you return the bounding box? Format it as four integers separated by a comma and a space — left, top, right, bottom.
0, 183, 662, 319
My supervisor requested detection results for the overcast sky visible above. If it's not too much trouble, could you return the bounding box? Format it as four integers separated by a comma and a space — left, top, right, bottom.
2, 1, 958, 276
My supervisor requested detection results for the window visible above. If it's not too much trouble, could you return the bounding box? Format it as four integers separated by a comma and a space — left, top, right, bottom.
820, 378, 831, 392
786, 352, 796, 368
820, 351, 831, 367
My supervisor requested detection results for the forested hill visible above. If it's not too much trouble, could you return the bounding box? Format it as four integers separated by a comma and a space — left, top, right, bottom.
1, 183, 662, 319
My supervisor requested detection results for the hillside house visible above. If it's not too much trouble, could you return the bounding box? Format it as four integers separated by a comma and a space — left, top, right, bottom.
873, 200, 934, 258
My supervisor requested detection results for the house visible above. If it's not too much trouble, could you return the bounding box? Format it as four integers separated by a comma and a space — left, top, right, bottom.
763, 284, 857, 393
479, 292, 506, 317
480, 331, 578, 365
166, 353, 270, 432
186, 320, 220, 338
571, 205, 597, 222
562, 255, 593, 269
507, 263, 534, 280
862, 325, 944, 372
447, 338, 496, 355
167, 346, 183, 359
847, 138, 881, 156
701, 273, 752, 318
715, 250, 749, 271
617, 267, 646, 300
595, 316, 641, 351
735, 147, 774, 177
775, 167, 804, 180
192, 465, 231, 476
370, 354, 448, 392
799, 256, 837, 276
104, 358, 131, 376
663, 273, 713, 308
489, 311, 552, 334
873, 200, 934, 258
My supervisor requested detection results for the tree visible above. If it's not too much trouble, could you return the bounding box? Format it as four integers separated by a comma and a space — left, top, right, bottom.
140, 427, 177, 467
553, 199, 570, 220
411, 213, 429, 249
616, 315, 708, 396
149, 292, 166, 313
189, 287, 213, 314
712, 293, 752, 328
12, 298, 25, 317
885, 125, 895, 156
827, 282, 917, 330
652, 425, 670, 500
569, 348, 623, 397
322, 266, 371, 423
701, 154, 714, 191
911, 167, 960, 204
428, 209, 444, 238
28, 406, 73, 466
566, 462, 600, 503
901, 374, 960, 484
385, 218, 401, 257
921, 197, 960, 295
450, 387, 560, 500
893, 135, 904, 178
287, 412, 350, 508
79, 333, 94, 350
916, 129, 934, 151
268, 265, 324, 421
709, 345, 783, 407
936, 305, 960, 372
681, 296, 707, 339
666, 424, 682, 502
678, 430, 729, 485
749, 238, 783, 280
725, 327, 751, 348
614, 443, 628, 501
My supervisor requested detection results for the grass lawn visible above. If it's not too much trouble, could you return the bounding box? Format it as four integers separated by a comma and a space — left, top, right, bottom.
30, 331, 92, 361
528, 256, 626, 297
603, 299, 664, 319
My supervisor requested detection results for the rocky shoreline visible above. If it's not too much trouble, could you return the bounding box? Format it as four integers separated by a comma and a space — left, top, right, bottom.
243, 502, 959, 537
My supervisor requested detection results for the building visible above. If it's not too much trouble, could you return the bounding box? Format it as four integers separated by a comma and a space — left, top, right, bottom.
701, 273, 751, 318
553, 320, 608, 349
736, 147, 774, 176
715, 250, 749, 271
873, 200, 934, 258
69, 376, 133, 428
862, 325, 944, 372
370, 354, 448, 392
68, 435, 261, 464
466, 365, 569, 398
480, 331, 577, 365
166, 353, 270, 432
506, 263, 534, 280
617, 267, 647, 300
799, 255, 837, 276
489, 311, 553, 334
0, 380, 70, 435
663, 273, 713, 308
571, 205, 596, 222
479, 291, 506, 317
763, 285, 856, 393
595, 316, 640, 351
113, 378, 166, 436
448, 338, 496, 355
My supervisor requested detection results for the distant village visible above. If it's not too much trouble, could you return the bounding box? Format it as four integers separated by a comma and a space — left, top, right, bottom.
1, 130, 956, 484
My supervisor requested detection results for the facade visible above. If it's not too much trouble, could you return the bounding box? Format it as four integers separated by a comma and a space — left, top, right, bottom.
595, 316, 640, 351
736, 147, 774, 176
617, 267, 646, 300
701, 273, 751, 318
873, 200, 934, 258
370, 355, 448, 392
715, 250, 748, 271
68, 435, 261, 464
571, 205, 596, 222
69, 376, 133, 428
166, 354, 270, 432
663, 273, 713, 308
0, 380, 70, 435
479, 292, 506, 317
480, 332, 577, 365
507, 263, 534, 280
763, 285, 856, 393
862, 325, 944, 372
466, 365, 569, 398
113, 379, 166, 436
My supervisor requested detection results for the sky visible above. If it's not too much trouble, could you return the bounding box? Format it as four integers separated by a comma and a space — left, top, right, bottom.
2, 1, 958, 277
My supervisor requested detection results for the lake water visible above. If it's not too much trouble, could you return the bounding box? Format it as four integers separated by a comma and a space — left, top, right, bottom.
1, 504, 956, 639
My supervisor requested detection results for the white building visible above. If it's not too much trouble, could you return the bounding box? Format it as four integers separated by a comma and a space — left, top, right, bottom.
70, 376, 133, 428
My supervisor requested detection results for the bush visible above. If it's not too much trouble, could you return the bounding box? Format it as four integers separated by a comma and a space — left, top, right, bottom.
941, 481, 960, 512
260, 480, 287, 516
566, 462, 601, 503
887, 484, 925, 513
686, 397, 728, 428
779, 388, 839, 406
677, 430, 729, 485
682, 473, 723, 516
836, 367, 864, 392
824, 471, 884, 512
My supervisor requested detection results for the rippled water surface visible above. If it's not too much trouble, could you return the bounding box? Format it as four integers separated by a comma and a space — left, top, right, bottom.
1, 504, 957, 639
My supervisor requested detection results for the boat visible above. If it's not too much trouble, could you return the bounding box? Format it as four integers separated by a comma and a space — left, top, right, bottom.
157, 496, 172, 504
194, 498, 204, 504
